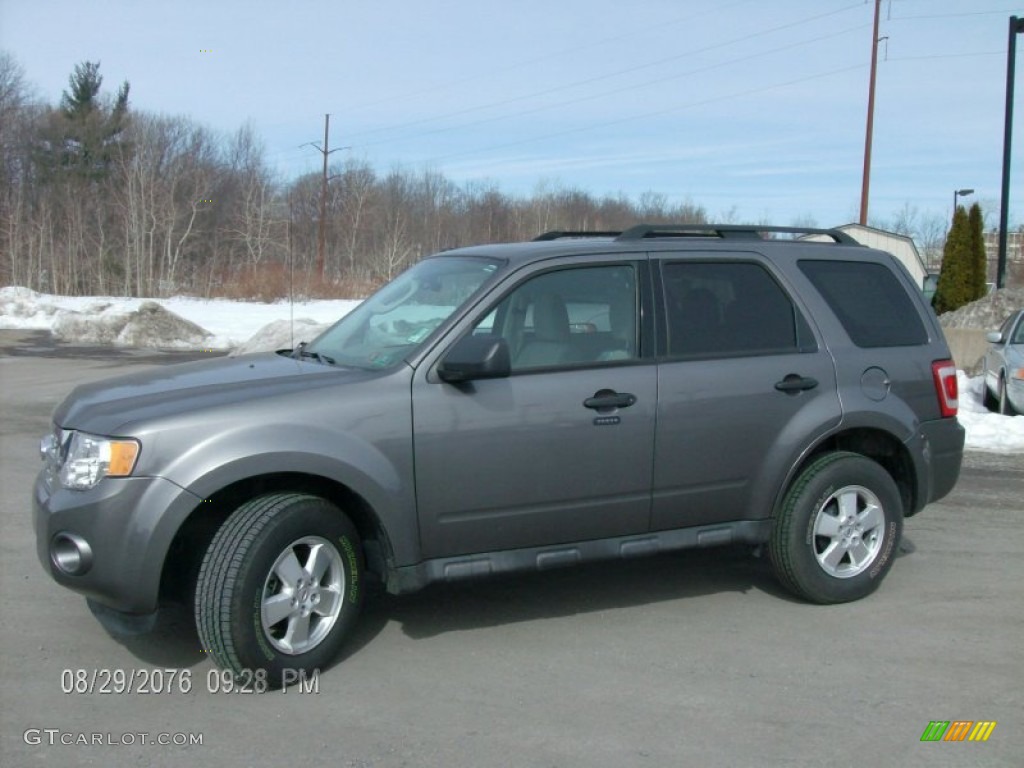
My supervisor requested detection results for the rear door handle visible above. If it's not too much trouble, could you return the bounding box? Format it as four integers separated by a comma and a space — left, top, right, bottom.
583, 390, 637, 410
774, 374, 818, 394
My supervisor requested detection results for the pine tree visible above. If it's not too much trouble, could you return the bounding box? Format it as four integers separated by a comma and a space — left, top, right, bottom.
35, 61, 130, 182
933, 206, 973, 314
967, 203, 987, 299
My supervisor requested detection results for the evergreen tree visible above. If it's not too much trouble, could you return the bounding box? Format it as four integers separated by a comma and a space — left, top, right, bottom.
35, 61, 130, 182
933, 206, 973, 314
967, 202, 987, 299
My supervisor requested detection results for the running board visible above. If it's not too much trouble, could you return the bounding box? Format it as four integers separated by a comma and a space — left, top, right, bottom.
389, 520, 771, 594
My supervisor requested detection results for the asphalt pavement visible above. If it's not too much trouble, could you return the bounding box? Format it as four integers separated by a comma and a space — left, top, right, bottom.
1, 336, 1021, 768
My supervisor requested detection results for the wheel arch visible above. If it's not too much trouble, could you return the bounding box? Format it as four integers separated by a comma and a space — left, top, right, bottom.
773, 427, 918, 521
160, 471, 395, 605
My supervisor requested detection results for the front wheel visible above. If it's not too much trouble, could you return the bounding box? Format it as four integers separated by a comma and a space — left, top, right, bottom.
982, 377, 999, 411
999, 377, 1016, 415
195, 493, 364, 687
769, 452, 902, 604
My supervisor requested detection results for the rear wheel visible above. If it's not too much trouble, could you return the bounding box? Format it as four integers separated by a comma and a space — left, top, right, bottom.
195, 493, 364, 687
769, 452, 902, 604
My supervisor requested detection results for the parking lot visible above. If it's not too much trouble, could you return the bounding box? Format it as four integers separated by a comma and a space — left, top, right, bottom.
1, 337, 1021, 767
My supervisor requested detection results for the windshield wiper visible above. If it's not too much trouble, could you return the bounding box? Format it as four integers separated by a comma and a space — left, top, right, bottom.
291, 342, 336, 366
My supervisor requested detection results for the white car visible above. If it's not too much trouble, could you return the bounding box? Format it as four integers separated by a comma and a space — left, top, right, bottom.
983, 309, 1024, 415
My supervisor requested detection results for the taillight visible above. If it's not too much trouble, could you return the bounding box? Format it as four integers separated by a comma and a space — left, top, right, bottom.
931, 360, 958, 418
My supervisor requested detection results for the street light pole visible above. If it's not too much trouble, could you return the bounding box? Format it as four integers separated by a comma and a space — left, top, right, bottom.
997, 16, 1024, 289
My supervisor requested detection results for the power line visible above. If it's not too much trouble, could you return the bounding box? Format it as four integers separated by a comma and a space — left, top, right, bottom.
341, 0, 758, 115
348, 23, 869, 154
887, 50, 1004, 62
426, 62, 867, 165
890, 9, 1022, 21
342, 1, 865, 143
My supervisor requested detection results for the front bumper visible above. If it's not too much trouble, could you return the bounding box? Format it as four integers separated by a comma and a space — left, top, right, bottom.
33, 470, 202, 615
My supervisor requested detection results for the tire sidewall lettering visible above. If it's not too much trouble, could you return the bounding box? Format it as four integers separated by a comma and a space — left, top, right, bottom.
868, 521, 897, 579
339, 536, 359, 604
253, 592, 276, 662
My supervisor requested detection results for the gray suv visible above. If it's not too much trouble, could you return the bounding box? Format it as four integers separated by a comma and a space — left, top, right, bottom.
34, 224, 965, 685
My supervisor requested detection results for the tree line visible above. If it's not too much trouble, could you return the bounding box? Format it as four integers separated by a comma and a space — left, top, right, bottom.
0, 57, 713, 299
0, 55, 995, 302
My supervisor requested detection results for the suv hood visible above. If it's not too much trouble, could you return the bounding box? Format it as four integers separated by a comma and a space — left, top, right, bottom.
54, 352, 374, 435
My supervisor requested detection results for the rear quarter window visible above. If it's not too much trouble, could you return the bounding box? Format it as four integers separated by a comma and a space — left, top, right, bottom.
799, 259, 928, 348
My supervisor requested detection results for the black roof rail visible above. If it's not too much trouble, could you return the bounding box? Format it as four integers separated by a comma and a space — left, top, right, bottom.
616, 224, 859, 245
533, 230, 622, 241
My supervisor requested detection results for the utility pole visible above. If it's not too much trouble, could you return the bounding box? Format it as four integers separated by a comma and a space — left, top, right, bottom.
859, 0, 882, 226
307, 114, 343, 282
997, 16, 1024, 289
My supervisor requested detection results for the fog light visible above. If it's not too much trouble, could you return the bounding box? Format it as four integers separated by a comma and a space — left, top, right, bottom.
51, 533, 93, 576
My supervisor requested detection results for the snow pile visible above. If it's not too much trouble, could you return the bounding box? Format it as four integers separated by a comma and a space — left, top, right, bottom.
0, 286, 61, 325
957, 371, 1024, 453
229, 318, 333, 356
0, 286, 359, 349
939, 287, 1024, 330
51, 301, 213, 348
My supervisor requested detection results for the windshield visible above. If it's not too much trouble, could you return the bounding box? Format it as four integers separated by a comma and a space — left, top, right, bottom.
306, 256, 501, 369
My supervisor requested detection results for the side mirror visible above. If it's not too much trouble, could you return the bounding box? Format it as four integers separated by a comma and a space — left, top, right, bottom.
437, 336, 511, 383
986, 331, 1004, 344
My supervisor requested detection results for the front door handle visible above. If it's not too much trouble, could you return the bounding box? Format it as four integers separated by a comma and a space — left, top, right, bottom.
774, 374, 818, 394
583, 389, 637, 410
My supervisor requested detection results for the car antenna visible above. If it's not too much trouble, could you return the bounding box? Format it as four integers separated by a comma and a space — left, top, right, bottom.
288, 216, 295, 350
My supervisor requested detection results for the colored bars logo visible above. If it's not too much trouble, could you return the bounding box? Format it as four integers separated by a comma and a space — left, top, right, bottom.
920, 721, 997, 742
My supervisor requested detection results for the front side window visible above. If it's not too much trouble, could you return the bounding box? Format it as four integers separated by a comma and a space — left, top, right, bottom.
308, 256, 500, 369
663, 261, 812, 358
1011, 314, 1024, 345
470, 264, 638, 371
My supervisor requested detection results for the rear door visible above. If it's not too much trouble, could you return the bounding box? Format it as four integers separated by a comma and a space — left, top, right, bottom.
651, 255, 842, 530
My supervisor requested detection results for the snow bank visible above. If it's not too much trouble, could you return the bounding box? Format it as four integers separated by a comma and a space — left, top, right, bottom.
49, 301, 213, 348
939, 287, 1024, 330
230, 318, 333, 356
0, 286, 359, 349
957, 371, 1024, 453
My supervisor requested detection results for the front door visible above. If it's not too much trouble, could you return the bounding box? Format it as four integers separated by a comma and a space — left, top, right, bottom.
412, 261, 656, 558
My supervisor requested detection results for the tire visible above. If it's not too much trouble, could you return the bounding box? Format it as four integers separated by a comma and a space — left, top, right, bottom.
195, 493, 364, 687
998, 377, 1016, 416
982, 378, 999, 411
769, 452, 903, 604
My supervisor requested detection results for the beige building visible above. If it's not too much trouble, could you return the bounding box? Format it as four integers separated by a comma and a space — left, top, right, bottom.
802, 223, 929, 290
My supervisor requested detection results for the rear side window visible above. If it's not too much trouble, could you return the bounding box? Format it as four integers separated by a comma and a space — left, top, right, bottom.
799, 260, 928, 348
662, 261, 815, 358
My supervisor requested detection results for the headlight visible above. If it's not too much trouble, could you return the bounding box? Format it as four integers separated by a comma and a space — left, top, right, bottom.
53, 431, 140, 491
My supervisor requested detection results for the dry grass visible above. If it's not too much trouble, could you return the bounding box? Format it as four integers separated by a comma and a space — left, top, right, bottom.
204, 263, 381, 302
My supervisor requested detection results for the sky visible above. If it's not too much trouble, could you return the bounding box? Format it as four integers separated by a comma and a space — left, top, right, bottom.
1, 0, 1022, 230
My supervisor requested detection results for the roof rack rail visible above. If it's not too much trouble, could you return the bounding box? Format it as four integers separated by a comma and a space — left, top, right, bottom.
533, 230, 622, 241
616, 224, 858, 245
